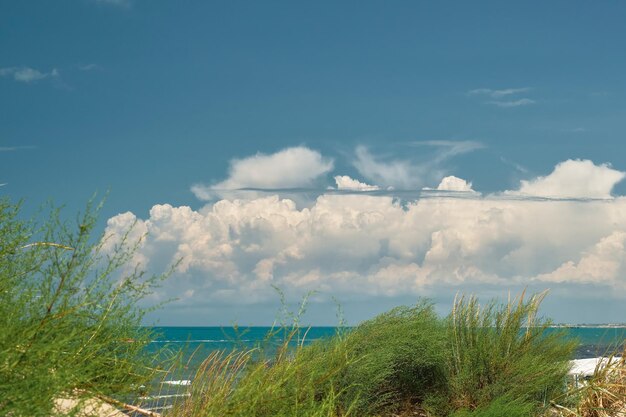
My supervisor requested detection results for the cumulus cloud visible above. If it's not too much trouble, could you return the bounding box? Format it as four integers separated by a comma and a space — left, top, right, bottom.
334, 176, 380, 191
436, 176, 475, 192
191, 146, 334, 200
511, 159, 625, 199
0, 67, 59, 83
106, 158, 626, 313
535, 231, 626, 287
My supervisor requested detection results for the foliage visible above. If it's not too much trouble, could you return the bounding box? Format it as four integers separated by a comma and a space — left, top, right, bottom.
336, 303, 448, 414
423, 291, 576, 416
169, 292, 577, 417
450, 397, 535, 417
0, 198, 167, 416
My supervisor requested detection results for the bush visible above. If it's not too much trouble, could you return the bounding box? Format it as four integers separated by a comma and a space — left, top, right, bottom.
0, 198, 166, 416
337, 303, 448, 414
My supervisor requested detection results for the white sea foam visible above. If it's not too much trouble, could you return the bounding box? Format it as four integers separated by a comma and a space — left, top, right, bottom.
150, 339, 253, 343
161, 379, 191, 386
139, 393, 191, 400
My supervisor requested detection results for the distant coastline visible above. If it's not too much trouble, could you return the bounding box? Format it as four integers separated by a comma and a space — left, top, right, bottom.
550, 324, 626, 329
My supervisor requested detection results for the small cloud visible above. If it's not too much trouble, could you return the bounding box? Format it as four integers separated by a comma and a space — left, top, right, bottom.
500, 156, 530, 174
561, 127, 586, 133
0, 66, 59, 83
354, 141, 485, 190
78, 63, 101, 71
0, 145, 36, 152
409, 140, 485, 156
435, 176, 475, 192
92, 0, 131, 7
489, 98, 535, 108
192, 146, 334, 201
334, 175, 380, 191
468, 87, 531, 98
468, 87, 536, 108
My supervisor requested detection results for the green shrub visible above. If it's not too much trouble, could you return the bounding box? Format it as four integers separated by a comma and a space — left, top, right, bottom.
0, 198, 167, 416
337, 303, 448, 414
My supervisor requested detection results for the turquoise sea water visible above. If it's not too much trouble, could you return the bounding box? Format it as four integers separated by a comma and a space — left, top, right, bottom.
144, 327, 626, 368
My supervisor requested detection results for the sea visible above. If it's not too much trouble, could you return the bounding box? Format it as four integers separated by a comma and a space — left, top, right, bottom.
132, 326, 626, 414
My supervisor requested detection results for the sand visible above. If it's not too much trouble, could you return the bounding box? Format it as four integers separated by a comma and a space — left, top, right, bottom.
54, 397, 127, 417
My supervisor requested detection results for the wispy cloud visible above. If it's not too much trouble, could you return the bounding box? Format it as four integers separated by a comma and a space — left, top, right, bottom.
561, 127, 586, 133
78, 63, 101, 71
489, 98, 535, 108
0, 145, 36, 152
468, 87, 531, 98
354, 140, 485, 189
0, 67, 59, 83
409, 140, 485, 158
92, 0, 131, 7
468, 87, 536, 108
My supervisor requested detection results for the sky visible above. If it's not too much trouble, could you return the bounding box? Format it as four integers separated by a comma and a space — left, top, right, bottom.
3, 1, 626, 325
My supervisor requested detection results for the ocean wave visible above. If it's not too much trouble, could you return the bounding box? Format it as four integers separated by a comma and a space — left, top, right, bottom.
161, 379, 191, 386
150, 339, 254, 343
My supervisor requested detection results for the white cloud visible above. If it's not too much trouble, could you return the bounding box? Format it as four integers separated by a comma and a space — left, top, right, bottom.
352, 145, 420, 189
0, 145, 36, 152
511, 159, 625, 199
0, 67, 59, 83
352, 141, 482, 189
106, 159, 626, 312
409, 140, 485, 157
468, 87, 531, 98
79, 64, 101, 71
436, 176, 475, 192
93, 0, 131, 6
334, 176, 380, 191
535, 231, 626, 287
191, 146, 334, 200
489, 98, 535, 108
467, 87, 536, 108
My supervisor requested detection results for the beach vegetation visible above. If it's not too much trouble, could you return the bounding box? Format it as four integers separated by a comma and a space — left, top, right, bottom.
0, 198, 167, 416
168, 292, 577, 417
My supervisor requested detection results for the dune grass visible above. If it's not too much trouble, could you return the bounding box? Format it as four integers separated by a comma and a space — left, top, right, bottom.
168, 293, 578, 417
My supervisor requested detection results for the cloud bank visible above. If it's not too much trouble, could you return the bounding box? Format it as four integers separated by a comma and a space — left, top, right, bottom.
105, 151, 626, 318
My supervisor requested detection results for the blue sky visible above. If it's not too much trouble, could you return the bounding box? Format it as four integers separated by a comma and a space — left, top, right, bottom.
3, 1, 626, 325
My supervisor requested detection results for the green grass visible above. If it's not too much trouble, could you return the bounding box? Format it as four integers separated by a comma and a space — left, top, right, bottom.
168, 293, 577, 417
